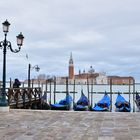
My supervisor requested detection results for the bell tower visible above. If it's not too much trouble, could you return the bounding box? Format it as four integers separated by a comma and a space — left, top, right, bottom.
69, 52, 74, 79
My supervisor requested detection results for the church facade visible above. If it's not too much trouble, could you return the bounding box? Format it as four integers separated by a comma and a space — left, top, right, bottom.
57, 53, 108, 84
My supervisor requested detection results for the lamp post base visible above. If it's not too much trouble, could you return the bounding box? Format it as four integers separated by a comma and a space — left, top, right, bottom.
0, 96, 8, 106
0, 106, 9, 111
0, 97, 9, 111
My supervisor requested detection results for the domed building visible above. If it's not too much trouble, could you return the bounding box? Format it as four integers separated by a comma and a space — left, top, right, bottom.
52, 53, 134, 85
67, 53, 108, 84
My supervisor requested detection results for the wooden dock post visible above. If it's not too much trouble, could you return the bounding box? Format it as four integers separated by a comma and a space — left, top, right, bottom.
45, 80, 48, 102
10, 78, 12, 88
128, 77, 131, 104
0, 81, 2, 88
41, 83, 43, 96
38, 79, 40, 87
54, 76, 56, 104
66, 77, 68, 94
133, 79, 135, 112
23, 89, 26, 109
73, 79, 75, 105
22, 82, 24, 88
110, 78, 113, 112
90, 78, 93, 108
31, 79, 34, 88
49, 79, 52, 104
87, 76, 90, 108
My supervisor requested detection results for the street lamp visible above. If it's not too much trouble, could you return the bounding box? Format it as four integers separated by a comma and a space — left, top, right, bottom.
0, 20, 24, 111
28, 63, 40, 88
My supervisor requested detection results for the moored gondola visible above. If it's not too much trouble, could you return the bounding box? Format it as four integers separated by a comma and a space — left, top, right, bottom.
31, 92, 50, 110
135, 92, 140, 111
115, 93, 131, 112
90, 92, 110, 111
50, 93, 72, 110
41, 92, 50, 110
73, 90, 89, 111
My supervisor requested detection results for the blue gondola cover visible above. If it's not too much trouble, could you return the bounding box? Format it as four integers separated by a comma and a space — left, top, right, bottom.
74, 91, 89, 111
51, 94, 72, 110
91, 93, 110, 111
115, 94, 131, 112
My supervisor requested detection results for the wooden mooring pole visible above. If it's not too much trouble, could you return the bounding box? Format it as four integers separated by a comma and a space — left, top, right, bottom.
90, 78, 93, 108
128, 77, 131, 105
54, 77, 56, 104
49, 79, 52, 104
87, 76, 89, 100
31, 79, 34, 88
10, 78, 12, 88
73, 79, 75, 105
110, 78, 113, 112
66, 77, 68, 94
87, 76, 90, 108
133, 79, 135, 112
45, 80, 48, 102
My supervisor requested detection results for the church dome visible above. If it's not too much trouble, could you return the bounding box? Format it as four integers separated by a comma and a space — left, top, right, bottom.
88, 66, 95, 74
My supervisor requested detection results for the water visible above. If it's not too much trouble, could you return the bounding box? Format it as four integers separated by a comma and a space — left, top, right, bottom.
5, 82, 140, 112
43, 84, 138, 112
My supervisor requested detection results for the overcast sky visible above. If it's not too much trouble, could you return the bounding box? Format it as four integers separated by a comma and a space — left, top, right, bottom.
0, 0, 140, 82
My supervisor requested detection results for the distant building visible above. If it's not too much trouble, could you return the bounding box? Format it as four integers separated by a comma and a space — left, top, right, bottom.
56, 53, 108, 84
29, 54, 135, 85
108, 76, 134, 85
96, 72, 108, 84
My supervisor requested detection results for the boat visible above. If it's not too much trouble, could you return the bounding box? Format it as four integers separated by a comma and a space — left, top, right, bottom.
73, 90, 89, 111
31, 92, 50, 110
50, 93, 72, 110
90, 92, 110, 111
135, 92, 140, 110
115, 93, 131, 112
40, 92, 50, 110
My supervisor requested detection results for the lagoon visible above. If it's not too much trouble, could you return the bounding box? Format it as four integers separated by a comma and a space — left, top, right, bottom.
5, 82, 140, 112
43, 83, 139, 112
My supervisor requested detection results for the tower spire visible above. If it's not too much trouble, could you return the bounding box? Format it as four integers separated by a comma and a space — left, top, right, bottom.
69, 52, 73, 65
68, 52, 74, 79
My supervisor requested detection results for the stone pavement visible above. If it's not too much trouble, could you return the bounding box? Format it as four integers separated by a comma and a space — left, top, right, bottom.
0, 109, 140, 140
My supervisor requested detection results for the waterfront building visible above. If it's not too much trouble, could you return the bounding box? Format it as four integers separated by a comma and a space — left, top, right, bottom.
108, 76, 134, 85
55, 54, 134, 85
23, 54, 135, 85
96, 72, 108, 84
55, 54, 108, 84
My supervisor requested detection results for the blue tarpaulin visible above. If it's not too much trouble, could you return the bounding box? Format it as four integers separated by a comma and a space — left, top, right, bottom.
91, 93, 110, 111
115, 93, 131, 112
74, 90, 89, 111
51, 94, 72, 110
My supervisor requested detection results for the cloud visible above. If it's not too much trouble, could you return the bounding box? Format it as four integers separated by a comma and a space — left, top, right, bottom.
0, 0, 140, 82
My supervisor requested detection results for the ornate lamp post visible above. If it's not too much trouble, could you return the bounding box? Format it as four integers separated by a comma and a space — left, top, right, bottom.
0, 20, 24, 110
28, 64, 40, 88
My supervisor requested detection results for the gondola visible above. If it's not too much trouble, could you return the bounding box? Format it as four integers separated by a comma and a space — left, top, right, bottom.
40, 92, 50, 110
90, 92, 110, 111
50, 94, 72, 110
31, 92, 50, 110
135, 92, 140, 110
115, 93, 131, 112
73, 90, 89, 111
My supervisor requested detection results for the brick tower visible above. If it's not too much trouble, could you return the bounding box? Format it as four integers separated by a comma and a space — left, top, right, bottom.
69, 53, 74, 79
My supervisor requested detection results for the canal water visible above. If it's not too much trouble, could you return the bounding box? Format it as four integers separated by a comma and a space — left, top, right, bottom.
42, 83, 139, 112
5, 82, 140, 112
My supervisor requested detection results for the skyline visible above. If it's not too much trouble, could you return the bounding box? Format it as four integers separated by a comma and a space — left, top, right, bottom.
0, 0, 140, 81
